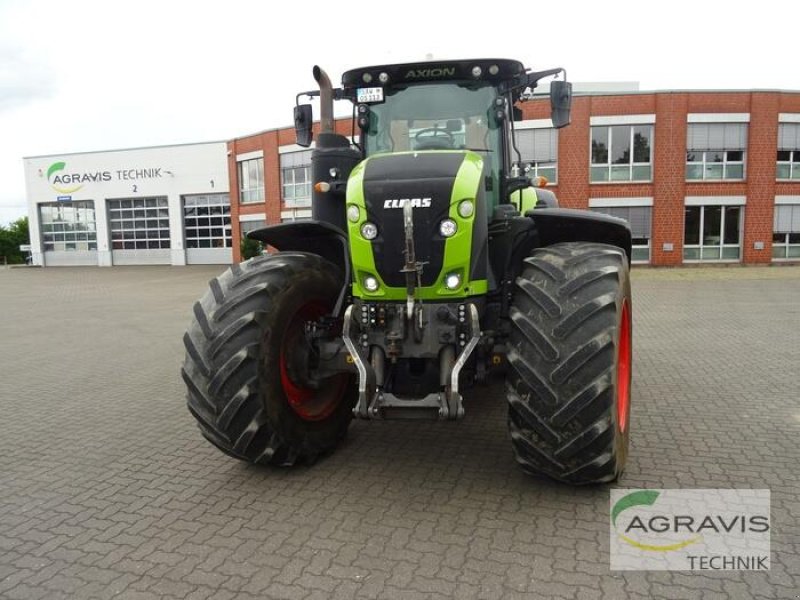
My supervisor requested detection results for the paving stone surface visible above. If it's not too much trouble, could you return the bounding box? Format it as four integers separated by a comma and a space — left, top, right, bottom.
1, 264, 798, 599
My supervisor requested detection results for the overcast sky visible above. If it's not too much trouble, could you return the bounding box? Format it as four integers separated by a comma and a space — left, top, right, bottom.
0, 0, 795, 224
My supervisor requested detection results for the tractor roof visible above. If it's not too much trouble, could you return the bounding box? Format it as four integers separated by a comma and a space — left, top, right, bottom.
341, 59, 525, 88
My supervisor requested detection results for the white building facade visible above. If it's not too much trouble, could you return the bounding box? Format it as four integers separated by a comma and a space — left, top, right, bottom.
23, 142, 231, 267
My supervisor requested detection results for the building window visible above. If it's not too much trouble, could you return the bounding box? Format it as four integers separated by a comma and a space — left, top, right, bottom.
238, 158, 264, 203
280, 150, 312, 207
513, 128, 557, 183
773, 204, 800, 259
683, 205, 742, 261
239, 219, 267, 238
108, 197, 170, 250
184, 194, 232, 248
777, 124, 800, 180
686, 123, 747, 180
686, 150, 745, 180
590, 125, 652, 182
280, 208, 312, 222
39, 201, 97, 251
591, 205, 652, 263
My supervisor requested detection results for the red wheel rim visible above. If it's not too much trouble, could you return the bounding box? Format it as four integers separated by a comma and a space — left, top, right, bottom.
278, 302, 348, 421
616, 300, 632, 433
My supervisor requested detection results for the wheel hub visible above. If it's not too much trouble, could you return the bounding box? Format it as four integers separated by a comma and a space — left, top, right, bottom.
278, 302, 347, 421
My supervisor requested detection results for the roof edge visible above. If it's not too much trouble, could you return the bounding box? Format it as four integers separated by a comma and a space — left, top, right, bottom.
229, 88, 800, 142
23, 139, 227, 160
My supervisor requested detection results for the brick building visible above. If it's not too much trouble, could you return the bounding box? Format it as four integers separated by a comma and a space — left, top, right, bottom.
228, 88, 800, 266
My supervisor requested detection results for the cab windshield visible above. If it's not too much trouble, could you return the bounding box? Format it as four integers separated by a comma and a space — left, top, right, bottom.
364, 82, 501, 157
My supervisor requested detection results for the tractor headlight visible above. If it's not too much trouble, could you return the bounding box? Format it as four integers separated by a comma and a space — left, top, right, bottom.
458, 200, 474, 218
439, 218, 457, 238
363, 276, 379, 292
361, 221, 378, 240
445, 273, 462, 290
347, 205, 360, 223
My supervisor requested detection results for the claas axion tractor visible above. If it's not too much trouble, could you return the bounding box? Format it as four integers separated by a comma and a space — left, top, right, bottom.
182, 58, 633, 484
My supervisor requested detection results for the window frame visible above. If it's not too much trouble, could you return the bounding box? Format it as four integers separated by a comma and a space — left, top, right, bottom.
686, 150, 746, 181
238, 158, 265, 204
683, 204, 743, 262
772, 232, 800, 260
589, 124, 653, 183
776, 149, 800, 180
279, 149, 313, 207
511, 125, 558, 185
280, 208, 312, 222
281, 164, 312, 206
772, 203, 800, 260
525, 161, 558, 184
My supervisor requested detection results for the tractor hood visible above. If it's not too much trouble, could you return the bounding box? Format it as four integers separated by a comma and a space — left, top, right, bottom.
346, 150, 489, 300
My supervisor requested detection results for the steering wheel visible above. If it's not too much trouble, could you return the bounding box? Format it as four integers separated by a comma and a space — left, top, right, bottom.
414, 126, 455, 150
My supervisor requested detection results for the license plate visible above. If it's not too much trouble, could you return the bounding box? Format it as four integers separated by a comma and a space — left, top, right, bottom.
356, 87, 384, 103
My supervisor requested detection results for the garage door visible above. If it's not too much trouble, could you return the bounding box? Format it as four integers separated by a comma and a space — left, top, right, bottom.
108, 197, 171, 265
183, 194, 233, 264
39, 200, 99, 266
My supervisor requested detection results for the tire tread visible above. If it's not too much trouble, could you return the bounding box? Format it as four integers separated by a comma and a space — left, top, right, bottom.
507, 242, 631, 484
182, 252, 353, 466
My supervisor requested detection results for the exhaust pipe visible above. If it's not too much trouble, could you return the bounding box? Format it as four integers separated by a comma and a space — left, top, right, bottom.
313, 65, 334, 134
309, 64, 358, 230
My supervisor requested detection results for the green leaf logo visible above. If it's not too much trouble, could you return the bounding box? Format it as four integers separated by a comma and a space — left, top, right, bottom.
612, 490, 660, 526
47, 161, 66, 180
46, 161, 83, 194
612, 490, 701, 552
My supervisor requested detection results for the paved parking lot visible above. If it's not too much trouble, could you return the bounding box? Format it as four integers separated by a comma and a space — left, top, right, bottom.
1, 264, 799, 599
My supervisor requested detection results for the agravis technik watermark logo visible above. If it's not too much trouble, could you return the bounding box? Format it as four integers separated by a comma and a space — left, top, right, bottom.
46, 161, 84, 194
610, 489, 770, 570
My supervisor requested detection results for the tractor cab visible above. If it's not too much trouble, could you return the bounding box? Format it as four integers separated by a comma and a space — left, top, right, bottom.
287, 61, 575, 311
293, 58, 573, 215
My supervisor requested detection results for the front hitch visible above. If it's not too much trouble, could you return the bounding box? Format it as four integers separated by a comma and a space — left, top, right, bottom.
342, 302, 481, 421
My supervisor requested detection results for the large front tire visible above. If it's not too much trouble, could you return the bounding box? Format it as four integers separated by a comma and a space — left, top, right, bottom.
182, 252, 356, 466
506, 242, 632, 484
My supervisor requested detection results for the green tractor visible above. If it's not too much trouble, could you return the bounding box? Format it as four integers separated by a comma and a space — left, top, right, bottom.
182, 59, 633, 484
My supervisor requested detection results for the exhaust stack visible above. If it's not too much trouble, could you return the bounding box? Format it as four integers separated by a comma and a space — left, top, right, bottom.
308, 65, 360, 232
313, 65, 334, 134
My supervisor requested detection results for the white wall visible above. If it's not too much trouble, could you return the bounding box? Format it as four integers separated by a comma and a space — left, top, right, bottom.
23, 141, 229, 266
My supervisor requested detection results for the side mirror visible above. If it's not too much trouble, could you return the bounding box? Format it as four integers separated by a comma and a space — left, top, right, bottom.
294, 104, 313, 147
513, 106, 523, 122
550, 81, 572, 129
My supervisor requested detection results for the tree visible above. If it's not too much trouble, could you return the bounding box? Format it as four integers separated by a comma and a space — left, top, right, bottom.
0, 217, 30, 265
240, 235, 263, 260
